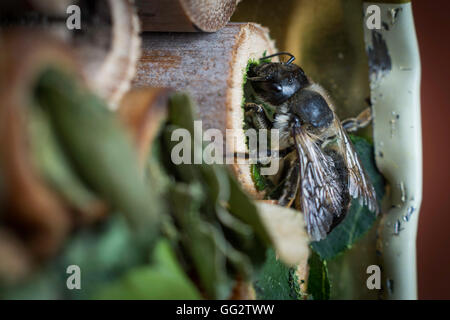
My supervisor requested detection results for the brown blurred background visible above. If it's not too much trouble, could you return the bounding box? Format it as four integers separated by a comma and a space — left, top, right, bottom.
413, 1, 450, 300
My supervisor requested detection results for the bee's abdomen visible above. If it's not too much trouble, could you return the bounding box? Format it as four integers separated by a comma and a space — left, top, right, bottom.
324, 148, 351, 230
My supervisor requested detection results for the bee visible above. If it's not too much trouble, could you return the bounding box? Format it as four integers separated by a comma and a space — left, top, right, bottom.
245, 52, 379, 241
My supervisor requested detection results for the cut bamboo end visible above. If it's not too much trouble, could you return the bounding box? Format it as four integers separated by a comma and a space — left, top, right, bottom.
0, 30, 110, 260
85, 0, 141, 109
136, 0, 238, 32
0, 0, 141, 109
255, 201, 310, 268
295, 260, 309, 297
133, 23, 277, 198
255, 201, 311, 297
118, 87, 173, 166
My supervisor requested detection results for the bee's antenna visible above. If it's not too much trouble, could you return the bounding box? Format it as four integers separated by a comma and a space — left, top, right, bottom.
260, 52, 295, 64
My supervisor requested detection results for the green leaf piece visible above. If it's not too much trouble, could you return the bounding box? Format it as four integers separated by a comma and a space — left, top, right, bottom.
34, 68, 161, 248
161, 94, 272, 298
27, 105, 100, 216
96, 240, 201, 300
3, 78, 274, 300
307, 251, 330, 300
1, 215, 141, 300
226, 174, 271, 265
251, 164, 268, 191
253, 249, 301, 300
168, 93, 197, 134
169, 182, 234, 299
61, 215, 144, 299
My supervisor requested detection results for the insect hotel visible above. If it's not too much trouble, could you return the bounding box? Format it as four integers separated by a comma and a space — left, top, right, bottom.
0, 0, 421, 300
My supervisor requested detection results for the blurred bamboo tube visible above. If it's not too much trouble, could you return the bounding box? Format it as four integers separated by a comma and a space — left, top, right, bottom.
229, 278, 256, 300
0, 0, 141, 109
82, 0, 141, 109
118, 88, 172, 166
0, 31, 76, 259
132, 23, 277, 198
0, 229, 33, 284
136, 0, 238, 32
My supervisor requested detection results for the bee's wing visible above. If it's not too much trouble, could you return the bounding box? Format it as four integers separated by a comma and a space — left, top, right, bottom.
334, 117, 379, 213
293, 126, 343, 241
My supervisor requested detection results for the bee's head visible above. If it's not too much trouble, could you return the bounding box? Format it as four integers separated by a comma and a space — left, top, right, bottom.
247, 52, 309, 105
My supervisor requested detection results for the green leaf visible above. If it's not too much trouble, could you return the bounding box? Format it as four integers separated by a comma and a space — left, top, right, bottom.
0, 267, 63, 300
1, 215, 141, 300
168, 93, 197, 134
169, 182, 234, 299
27, 105, 100, 216
253, 249, 301, 300
226, 173, 272, 252
251, 164, 268, 191
34, 68, 162, 248
307, 251, 330, 300
310, 135, 385, 260
162, 94, 272, 297
62, 215, 145, 299
96, 240, 201, 300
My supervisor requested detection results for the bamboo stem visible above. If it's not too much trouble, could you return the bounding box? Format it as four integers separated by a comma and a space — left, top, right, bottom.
0, 0, 141, 109
133, 23, 277, 197
0, 31, 76, 259
136, 0, 238, 32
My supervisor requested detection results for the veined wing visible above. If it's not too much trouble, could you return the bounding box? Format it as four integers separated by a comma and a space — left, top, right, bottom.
334, 116, 378, 213
293, 125, 343, 241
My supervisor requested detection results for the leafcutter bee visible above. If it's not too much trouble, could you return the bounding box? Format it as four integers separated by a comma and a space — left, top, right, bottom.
245, 52, 379, 241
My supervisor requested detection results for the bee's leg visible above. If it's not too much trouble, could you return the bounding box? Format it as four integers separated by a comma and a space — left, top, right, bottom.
231, 103, 271, 160
342, 107, 373, 132
244, 102, 272, 130
232, 144, 292, 161
265, 147, 293, 185
243, 103, 273, 163
277, 151, 300, 208
241, 104, 292, 177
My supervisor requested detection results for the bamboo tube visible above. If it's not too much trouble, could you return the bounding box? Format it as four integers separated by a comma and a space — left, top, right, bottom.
133, 23, 277, 198
0, 229, 33, 285
0, 31, 77, 259
136, 0, 239, 32
79, 0, 141, 109
0, 0, 141, 109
